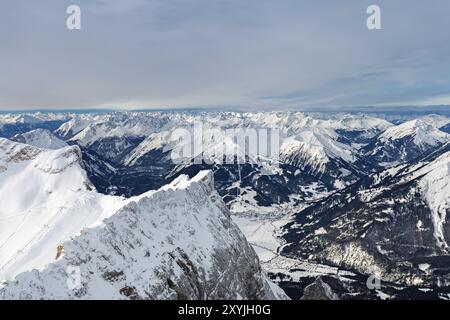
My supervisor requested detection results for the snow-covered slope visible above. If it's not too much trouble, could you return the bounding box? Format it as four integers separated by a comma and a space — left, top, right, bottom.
242, 112, 392, 136
0, 169, 285, 300
418, 114, 450, 129
363, 119, 450, 166
65, 113, 173, 164
379, 119, 448, 147
68, 113, 170, 147
0, 139, 285, 299
0, 113, 67, 139
122, 132, 170, 167
11, 129, 68, 150
54, 118, 91, 139
283, 142, 450, 287
327, 114, 392, 132
415, 149, 450, 250
280, 129, 356, 172
0, 138, 123, 281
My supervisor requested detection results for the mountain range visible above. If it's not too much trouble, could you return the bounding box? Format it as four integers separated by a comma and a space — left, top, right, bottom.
0, 109, 449, 300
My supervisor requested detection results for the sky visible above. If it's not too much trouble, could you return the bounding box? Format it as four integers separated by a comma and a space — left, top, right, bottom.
1, 0, 450, 110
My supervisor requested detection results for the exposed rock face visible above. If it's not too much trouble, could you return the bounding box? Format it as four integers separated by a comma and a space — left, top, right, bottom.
301, 278, 338, 300
362, 119, 449, 166
0, 138, 124, 281
283, 143, 450, 288
68, 112, 387, 204
0, 170, 286, 300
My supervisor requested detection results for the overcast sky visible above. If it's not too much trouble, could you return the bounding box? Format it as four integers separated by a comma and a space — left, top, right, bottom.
1, 0, 450, 110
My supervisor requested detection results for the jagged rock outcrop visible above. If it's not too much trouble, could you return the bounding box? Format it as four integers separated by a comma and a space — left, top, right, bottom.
301, 278, 339, 300
0, 165, 286, 300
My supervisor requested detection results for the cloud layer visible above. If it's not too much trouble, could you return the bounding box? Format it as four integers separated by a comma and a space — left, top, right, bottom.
1, 0, 450, 110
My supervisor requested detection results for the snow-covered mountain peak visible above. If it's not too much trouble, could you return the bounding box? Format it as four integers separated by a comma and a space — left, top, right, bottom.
12, 129, 67, 150
418, 114, 450, 129
280, 135, 329, 169
280, 128, 356, 172
0, 169, 286, 300
0, 138, 42, 166
13, 114, 42, 125
380, 119, 449, 147
329, 114, 393, 132
34, 145, 85, 174
0, 139, 125, 281
303, 128, 356, 163
0, 137, 84, 177
164, 170, 214, 192
0, 139, 284, 299
68, 113, 171, 147
123, 132, 169, 166
54, 118, 91, 139
362, 119, 450, 166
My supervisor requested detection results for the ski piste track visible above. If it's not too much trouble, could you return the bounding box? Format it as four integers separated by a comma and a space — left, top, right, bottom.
0, 200, 96, 278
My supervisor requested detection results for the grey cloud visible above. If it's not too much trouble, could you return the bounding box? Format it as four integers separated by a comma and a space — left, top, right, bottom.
0, 0, 450, 110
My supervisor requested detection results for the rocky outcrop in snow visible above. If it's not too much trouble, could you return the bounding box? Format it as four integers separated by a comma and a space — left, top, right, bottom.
0, 140, 285, 299
300, 277, 338, 300
0, 138, 124, 281
283, 143, 450, 287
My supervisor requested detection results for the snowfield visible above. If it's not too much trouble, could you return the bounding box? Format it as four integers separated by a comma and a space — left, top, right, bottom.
0, 138, 286, 299
0, 138, 124, 281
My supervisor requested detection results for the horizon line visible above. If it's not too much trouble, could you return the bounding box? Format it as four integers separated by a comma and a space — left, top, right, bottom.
1, 104, 450, 114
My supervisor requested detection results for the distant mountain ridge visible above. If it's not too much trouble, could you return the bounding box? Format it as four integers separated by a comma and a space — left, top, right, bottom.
1, 110, 450, 299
